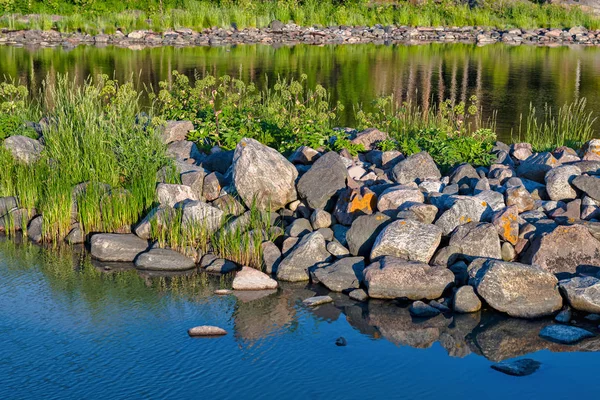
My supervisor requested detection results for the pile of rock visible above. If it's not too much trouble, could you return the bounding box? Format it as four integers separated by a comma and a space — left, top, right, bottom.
2, 23, 600, 49
5, 121, 600, 329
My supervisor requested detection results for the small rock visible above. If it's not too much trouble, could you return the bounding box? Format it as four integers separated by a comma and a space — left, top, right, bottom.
187, 326, 227, 337
539, 325, 594, 344
232, 266, 278, 290
491, 359, 541, 377
303, 295, 334, 307
453, 285, 482, 313
335, 337, 348, 346
409, 301, 441, 318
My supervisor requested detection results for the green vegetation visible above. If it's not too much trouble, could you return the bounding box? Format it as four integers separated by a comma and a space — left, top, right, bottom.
514, 98, 596, 152
0, 0, 599, 33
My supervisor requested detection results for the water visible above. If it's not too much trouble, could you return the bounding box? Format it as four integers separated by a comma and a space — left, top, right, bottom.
1, 240, 599, 399
2, 43, 600, 142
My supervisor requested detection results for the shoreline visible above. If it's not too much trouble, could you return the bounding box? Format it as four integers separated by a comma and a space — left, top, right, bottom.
1, 24, 599, 48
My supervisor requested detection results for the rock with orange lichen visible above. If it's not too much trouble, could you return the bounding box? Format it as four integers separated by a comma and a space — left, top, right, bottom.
448, 222, 502, 261
434, 196, 489, 236
492, 206, 519, 245
333, 186, 377, 225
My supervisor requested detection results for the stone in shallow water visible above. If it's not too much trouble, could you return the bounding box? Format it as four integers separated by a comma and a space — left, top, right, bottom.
187, 326, 227, 337
134, 248, 196, 271
303, 295, 334, 307
349, 289, 368, 302
90, 233, 149, 262
539, 325, 594, 344
232, 266, 278, 290
409, 301, 441, 318
491, 359, 541, 377
335, 337, 347, 346
559, 276, 600, 314
214, 289, 232, 295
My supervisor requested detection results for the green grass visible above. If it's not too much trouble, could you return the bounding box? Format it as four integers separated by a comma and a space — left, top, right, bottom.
1, 1, 599, 33
513, 98, 597, 152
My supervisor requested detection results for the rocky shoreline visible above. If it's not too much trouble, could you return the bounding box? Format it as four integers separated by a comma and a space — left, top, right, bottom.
3, 120, 600, 344
1, 22, 600, 48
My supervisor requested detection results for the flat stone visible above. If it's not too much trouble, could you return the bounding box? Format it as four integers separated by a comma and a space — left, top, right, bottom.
539, 325, 594, 344
409, 301, 441, 318
232, 266, 278, 290
90, 233, 149, 262
303, 295, 334, 307
491, 359, 541, 377
134, 248, 196, 271
187, 326, 227, 337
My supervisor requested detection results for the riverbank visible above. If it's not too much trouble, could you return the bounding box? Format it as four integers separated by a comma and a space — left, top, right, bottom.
2, 24, 600, 48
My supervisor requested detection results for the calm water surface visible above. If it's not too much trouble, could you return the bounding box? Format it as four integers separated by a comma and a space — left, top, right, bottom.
1, 43, 600, 142
1, 240, 600, 399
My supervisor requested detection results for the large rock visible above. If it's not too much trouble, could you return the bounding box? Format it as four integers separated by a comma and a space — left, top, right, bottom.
545, 165, 581, 201
471, 260, 562, 318
517, 152, 560, 183
559, 276, 600, 313
297, 151, 347, 209
364, 256, 454, 300
3, 135, 43, 164
505, 186, 535, 212
232, 138, 298, 211
572, 175, 600, 201
177, 200, 224, 233
346, 212, 391, 257
156, 183, 198, 207
232, 266, 278, 290
311, 257, 365, 292
134, 248, 196, 271
161, 120, 194, 144
522, 224, 600, 274
134, 205, 174, 239
376, 186, 424, 214
448, 222, 502, 260
276, 231, 332, 282
90, 233, 149, 262
391, 151, 441, 184
370, 219, 442, 263
434, 196, 488, 235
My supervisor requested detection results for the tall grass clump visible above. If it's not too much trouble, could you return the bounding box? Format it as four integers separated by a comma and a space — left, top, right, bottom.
515, 98, 596, 151
0, 73, 170, 241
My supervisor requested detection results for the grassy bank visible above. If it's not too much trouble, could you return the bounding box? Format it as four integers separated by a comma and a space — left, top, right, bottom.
0, 0, 599, 34
0, 71, 596, 244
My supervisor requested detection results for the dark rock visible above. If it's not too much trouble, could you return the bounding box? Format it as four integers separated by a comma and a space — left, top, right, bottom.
90, 233, 149, 262
573, 175, 600, 201
491, 359, 541, 376
135, 248, 196, 271
297, 152, 347, 209
409, 301, 441, 318
311, 256, 365, 292
346, 212, 391, 257
539, 325, 594, 344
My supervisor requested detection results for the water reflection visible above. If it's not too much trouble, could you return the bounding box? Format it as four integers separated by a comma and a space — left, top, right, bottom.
1, 43, 600, 141
1, 238, 598, 364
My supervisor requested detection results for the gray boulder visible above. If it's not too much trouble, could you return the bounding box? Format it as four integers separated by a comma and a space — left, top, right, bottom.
232, 138, 298, 211
377, 186, 424, 215
276, 231, 332, 282
297, 152, 347, 209
448, 222, 502, 260
156, 183, 198, 207
545, 165, 581, 201
370, 219, 442, 263
350, 127, 388, 150
90, 233, 149, 262
391, 151, 441, 184
177, 200, 224, 233
134, 248, 196, 271
364, 256, 454, 300
3, 135, 43, 164
26, 215, 43, 243
573, 175, 600, 201
472, 260, 562, 318
167, 140, 203, 162
434, 196, 489, 235
312, 257, 365, 292
346, 212, 392, 257
261, 241, 281, 274
559, 276, 600, 314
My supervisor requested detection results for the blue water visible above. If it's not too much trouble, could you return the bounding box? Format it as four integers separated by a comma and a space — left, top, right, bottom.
1, 241, 599, 399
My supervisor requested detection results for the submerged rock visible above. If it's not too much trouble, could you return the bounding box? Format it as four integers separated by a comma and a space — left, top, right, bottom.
491, 359, 541, 377
232, 138, 298, 211
90, 233, 149, 262
539, 325, 594, 344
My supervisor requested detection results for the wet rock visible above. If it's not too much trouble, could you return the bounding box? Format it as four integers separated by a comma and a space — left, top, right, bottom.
188, 326, 227, 337
346, 212, 391, 257
297, 152, 347, 209
391, 151, 441, 184
134, 248, 196, 271
555, 308, 572, 323
232, 138, 298, 211
409, 301, 441, 318
545, 165, 581, 201
335, 337, 347, 346
522, 224, 600, 274
370, 219, 442, 263
3, 135, 43, 164
303, 295, 334, 307
377, 185, 424, 215
232, 266, 278, 290
312, 257, 365, 292
448, 222, 502, 261
364, 256, 454, 300
156, 183, 198, 207
26, 215, 43, 243
559, 276, 600, 314
90, 233, 149, 262
472, 260, 562, 318
277, 231, 331, 282
491, 359, 541, 377
453, 285, 481, 313
539, 325, 594, 344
